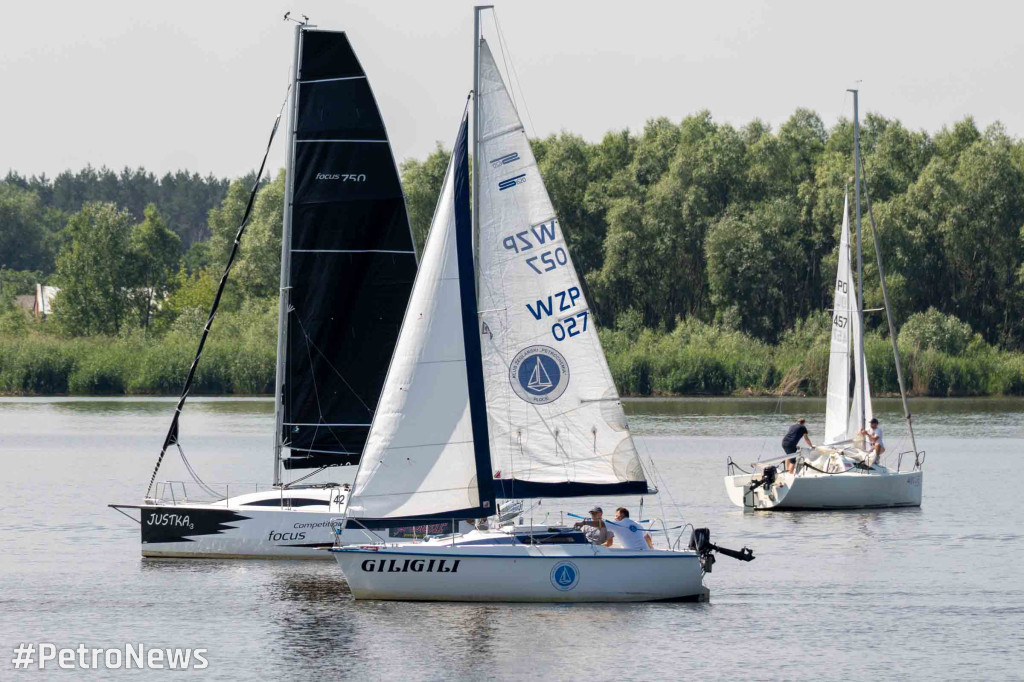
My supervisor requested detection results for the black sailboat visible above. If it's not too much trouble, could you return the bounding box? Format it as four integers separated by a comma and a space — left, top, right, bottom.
110, 22, 422, 559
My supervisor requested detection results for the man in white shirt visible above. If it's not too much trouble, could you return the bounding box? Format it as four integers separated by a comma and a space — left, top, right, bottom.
602, 507, 654, 550
861, 417, 885, 465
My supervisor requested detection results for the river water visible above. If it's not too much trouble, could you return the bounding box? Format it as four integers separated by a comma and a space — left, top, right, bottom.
1, 396, 1021, 680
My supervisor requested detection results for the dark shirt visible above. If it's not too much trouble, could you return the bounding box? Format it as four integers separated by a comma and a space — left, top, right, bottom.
782, 423, 808, 450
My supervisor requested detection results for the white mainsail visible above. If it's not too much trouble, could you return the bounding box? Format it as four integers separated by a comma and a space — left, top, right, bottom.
824, 193, 853, 444
346, 116, 491, 522
475, 40, 646, 496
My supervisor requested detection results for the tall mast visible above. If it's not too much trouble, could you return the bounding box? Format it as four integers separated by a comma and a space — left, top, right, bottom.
273, 23, 302, 486
473, 7, 490, 272
849, 88, 867, 432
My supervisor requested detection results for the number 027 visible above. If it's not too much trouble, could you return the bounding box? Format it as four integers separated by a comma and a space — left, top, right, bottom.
552, 311, 589, 341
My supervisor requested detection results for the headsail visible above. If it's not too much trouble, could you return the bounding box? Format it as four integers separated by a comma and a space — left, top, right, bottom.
345, 113, 495, 526
824, 192, 853, 444
475, 40, 648, 498
280, 29, 417, 470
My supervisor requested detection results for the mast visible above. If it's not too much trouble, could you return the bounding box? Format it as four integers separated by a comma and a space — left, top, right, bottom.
849, 88, 867, 433
861, 158, 919, 458
473, 6, 491, 275
273, 23, 302, 486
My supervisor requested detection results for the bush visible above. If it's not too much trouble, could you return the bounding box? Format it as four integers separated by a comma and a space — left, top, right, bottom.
899, 308, 977, 355
68, 343, 133, 394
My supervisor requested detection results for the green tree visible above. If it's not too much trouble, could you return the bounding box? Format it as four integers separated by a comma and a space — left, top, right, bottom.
52, 202, 136, 335
0, 184, 50, 273
130, 204, 181, 328
706, 198, 806, 342
400, 144, 450, 254
206, 171, 284, 302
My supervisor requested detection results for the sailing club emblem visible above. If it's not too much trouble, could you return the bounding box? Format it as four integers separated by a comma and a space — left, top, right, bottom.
509, 345, 569, 404
550, 561, 580, 591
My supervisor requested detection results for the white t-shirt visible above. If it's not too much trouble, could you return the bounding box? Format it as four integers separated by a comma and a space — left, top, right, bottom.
604, 518, 650, 551
867, 425, 885, 447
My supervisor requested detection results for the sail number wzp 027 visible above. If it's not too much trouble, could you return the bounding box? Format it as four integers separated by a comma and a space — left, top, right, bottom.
501, 219, 589, 342
501, 221, 569, 275
526, 287, 589, 342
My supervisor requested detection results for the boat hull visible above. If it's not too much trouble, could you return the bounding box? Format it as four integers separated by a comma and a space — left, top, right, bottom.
332, 545, 708, 602
119, 504, 458, 559
724, 469, 923, 510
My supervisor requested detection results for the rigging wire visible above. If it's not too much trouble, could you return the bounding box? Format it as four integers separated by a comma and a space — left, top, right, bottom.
144, 89, 290, 498
492, 11, 538, 140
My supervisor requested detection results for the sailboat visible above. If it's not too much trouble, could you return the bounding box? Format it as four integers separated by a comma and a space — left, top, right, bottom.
724, 90, 924, 510
109, 22, 463, 558
329, 7, 752, 602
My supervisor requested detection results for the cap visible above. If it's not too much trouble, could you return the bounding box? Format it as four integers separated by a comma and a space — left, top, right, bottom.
589, 506, 603, 514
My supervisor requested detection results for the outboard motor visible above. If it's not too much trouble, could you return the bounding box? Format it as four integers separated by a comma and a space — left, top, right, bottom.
688, 528, 755, 573
748, 464, 777, 493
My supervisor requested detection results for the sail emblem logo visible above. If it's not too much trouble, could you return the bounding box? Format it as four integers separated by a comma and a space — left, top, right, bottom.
498, 173, 527, 191
490, 152, 519, 168
550, 561, 580, 591
509, 345, 569, 404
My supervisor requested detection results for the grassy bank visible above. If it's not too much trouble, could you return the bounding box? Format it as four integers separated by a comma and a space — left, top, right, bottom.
0, 304, 275, 396
600, 316, 1024, 398
2, 310, 1023, 398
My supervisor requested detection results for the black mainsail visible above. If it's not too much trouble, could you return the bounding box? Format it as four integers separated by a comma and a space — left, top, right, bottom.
277, 27, 417, 475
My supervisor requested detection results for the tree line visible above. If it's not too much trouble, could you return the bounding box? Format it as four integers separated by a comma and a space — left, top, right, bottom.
404, 111, 1024, 351
1, 109, 1023, 396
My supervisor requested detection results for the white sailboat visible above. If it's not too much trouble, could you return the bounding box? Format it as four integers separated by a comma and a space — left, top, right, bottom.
110, 22, 470, 558
331, 7, 752, 601
724, 90, 924, 510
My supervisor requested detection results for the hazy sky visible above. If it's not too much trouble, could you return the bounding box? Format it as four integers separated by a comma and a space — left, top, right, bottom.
3, 0, 1021, 180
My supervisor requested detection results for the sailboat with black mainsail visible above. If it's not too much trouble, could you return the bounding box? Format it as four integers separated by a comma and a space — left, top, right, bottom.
724, 90, 924, 510
110, 22, 458, 558
329, 7, 752, 601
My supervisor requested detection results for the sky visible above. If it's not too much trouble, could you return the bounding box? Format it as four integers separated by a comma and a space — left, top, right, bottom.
2, 0, 1021, 180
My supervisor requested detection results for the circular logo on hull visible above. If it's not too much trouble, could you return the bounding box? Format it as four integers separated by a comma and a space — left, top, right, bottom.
550, 560, 580, 591
509, 345, 569, 404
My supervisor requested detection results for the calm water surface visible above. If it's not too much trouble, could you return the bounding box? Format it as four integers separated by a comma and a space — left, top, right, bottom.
1, 397, 1022, 680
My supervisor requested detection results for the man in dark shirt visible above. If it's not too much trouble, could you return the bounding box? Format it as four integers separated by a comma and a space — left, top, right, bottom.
780, 418, 813, 473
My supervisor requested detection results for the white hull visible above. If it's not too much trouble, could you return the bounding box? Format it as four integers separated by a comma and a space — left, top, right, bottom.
113, 488, 466, 559
724, 468, 923, 510
332, 542, 708, 602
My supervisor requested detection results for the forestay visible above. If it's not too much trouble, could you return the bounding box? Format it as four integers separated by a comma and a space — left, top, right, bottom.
281, 28, 417, 470
345, 114, 494, 526
475, 40, 648, 498
824, 193, 853, 444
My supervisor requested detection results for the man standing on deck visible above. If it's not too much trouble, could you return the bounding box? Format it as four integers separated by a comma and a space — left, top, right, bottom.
781, 418, 813, 473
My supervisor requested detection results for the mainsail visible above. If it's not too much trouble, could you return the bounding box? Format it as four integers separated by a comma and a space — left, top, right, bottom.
345, 114, 495, 525
824, 193, 853, 444
280, 28, 417, 470
475, 40, 648, 497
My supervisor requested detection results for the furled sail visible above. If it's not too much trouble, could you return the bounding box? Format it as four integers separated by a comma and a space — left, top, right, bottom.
824, 192, 853, 444
475, 40, 648, 498
345, 113, 495, 526
281, 28, 417, 470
